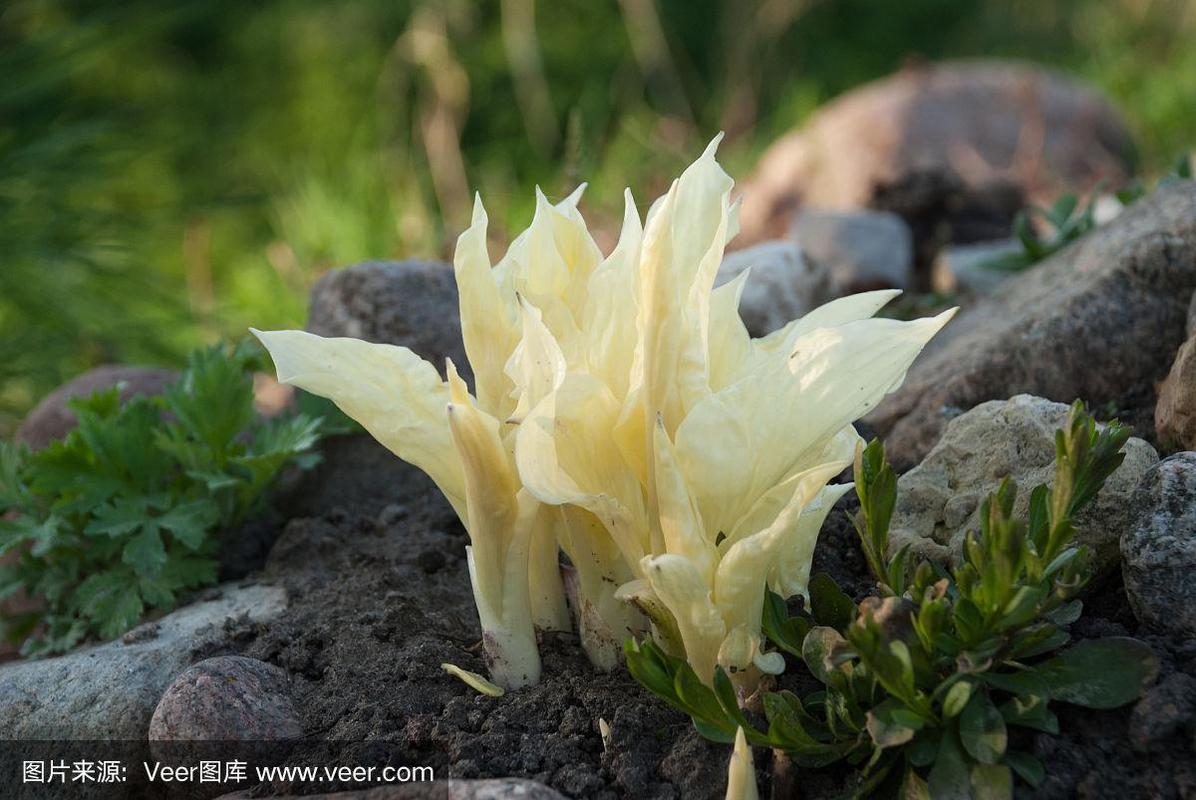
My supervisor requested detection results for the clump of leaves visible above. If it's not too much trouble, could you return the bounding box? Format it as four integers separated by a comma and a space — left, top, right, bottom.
980, 192, 1100, 273
627, 402, 1158, 798
0, 341, 323, 656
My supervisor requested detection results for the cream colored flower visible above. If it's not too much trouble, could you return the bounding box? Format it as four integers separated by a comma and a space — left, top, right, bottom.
252, 135, 953, 692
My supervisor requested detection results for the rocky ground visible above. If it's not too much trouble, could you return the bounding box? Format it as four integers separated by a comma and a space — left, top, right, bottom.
3, 60, 1196, 800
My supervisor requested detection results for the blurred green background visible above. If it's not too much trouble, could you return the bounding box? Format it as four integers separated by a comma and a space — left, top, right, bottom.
2, 0, 1194, 435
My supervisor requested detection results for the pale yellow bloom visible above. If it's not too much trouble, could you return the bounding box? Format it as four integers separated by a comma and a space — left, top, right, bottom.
509, 138, 954, 686
253, 135, 953, 692
726, 727, 759, 800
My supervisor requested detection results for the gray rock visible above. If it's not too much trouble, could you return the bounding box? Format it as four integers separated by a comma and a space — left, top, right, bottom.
737, 60, 1135, 246
274, 434, 446, 521
15, 364, 177, 450
149, 655, 301, 741
868, 181, 1196, 467
792, 209, 913, 292
889, 395, 1158, 576
1121, 453, 1196, 636
715, 240, 833, 335
931, 238, 1021, 295
1186, 290, 1196, 339
0, 584, 287, 739
1128, 672, 1196, 753
306, 260, 469, 382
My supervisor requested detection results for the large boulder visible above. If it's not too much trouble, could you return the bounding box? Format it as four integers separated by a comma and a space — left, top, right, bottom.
0, 584, 286, 739
867, 180, 1196, 467
888, 395, 1158, 576
1121, 453, 1196, 637
736, 61, 1136, 252
14, 365, 177, 450
306, 260, 468, 381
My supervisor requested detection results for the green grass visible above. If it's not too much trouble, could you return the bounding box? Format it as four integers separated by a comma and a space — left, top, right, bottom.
1, 0, 1193, 435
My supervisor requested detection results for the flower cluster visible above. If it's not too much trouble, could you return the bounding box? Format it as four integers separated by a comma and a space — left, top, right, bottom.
254, 137, 952, 690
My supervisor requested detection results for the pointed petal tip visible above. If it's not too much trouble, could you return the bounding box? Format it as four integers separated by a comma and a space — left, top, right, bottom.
928, 305, 960, 331
470, 193, 488, 223
703, 131, 726, 158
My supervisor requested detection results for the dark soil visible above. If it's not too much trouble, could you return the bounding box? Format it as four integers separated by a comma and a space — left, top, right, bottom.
199, 435, 730, 799
199, 433, 1196, 799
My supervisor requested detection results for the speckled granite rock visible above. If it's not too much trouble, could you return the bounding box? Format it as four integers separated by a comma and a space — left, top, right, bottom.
306, 260, 468, 382
888, 395, 1157, 576
1121, 453, 1196, 636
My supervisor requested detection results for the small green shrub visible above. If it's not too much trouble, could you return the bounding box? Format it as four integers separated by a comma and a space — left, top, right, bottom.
980, 193, 1100, 273
984, 152, 1194, 274
0, 341, 323, 656
627, 402, 1158, 798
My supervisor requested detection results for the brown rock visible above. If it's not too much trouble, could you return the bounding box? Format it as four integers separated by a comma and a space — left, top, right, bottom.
736, 61, 1135, 253
1156, 335, 1196, 450
14, 364, 176, 450
149, 655, 302, 742
866, 180, 1196, 468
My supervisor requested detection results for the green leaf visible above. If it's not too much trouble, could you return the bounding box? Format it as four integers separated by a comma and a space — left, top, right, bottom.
802, 625, 848, 685
122, 526, 167, 578
999, 695, 1058, 735
71, 571, 144, 640
900, 766, 931, 800
866, 698, 919, 749
907, 729, 941, 768
761, 589, 809, 657
156, 500, 220, 550
675, 664, 729, 729
853, 438, 899, 586
942, 680, 974, 718
712, 666, 752, 732
185, 469, 242, 491
163, 344, 256, 460
84, 497, 148, 538
0, 442, 32, 510
1038, 637, 1158, 709
1044, 599, 1083, 626
1015, 627, 1069, 659
927, 726, 972, 800
762, 692, 855, 767
809, 572, 856, 632
959, 688, 1007, 764
625, 638, 679, 704
980, 668, 1049, 697
1, 514, 63, 558
970, 763, 1013, 800
1004, 751, 1045, 787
